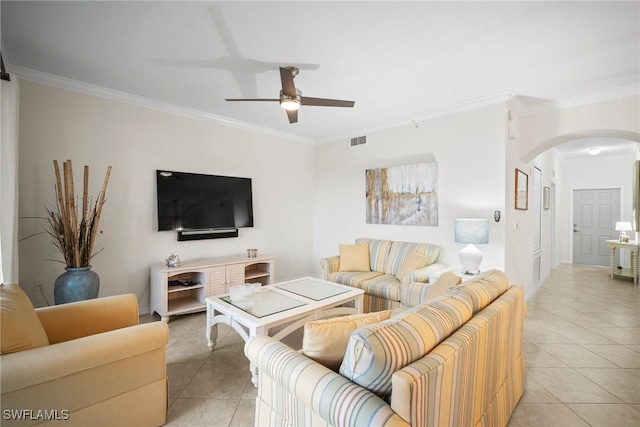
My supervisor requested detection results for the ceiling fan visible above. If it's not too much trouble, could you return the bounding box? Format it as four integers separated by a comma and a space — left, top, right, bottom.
225, 66, 355, 124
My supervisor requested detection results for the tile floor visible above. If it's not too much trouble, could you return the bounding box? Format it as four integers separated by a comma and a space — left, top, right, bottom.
146, 264, 640, 426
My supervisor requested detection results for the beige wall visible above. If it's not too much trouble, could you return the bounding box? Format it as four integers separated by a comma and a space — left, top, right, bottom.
17, 81, 315, 311
519, 96, 640, 161
16, 78, 639, 308
312, 103, 508, 280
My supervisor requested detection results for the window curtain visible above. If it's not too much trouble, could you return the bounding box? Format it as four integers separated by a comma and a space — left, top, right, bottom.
1, 73, 20, 283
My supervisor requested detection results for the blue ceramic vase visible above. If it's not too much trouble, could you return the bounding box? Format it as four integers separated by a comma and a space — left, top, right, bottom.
54, 266, 100, 304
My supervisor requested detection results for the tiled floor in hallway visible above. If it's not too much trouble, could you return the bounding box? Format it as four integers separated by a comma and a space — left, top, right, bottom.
508, 264, 640, 427
148, 264, 639, 426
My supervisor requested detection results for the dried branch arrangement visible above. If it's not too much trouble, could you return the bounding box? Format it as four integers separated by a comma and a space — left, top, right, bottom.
46, 160, 112, 268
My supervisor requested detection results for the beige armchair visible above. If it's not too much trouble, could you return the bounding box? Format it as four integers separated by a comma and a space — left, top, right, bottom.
1, 284, 168, 426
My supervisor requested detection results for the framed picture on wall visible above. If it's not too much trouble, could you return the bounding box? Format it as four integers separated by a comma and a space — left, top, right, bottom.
515, 168, 528, 210
543, 186, 551, 210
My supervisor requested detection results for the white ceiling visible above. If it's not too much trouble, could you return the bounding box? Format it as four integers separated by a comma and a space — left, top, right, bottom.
552, 137, 638, 160
2, 1, 639, 153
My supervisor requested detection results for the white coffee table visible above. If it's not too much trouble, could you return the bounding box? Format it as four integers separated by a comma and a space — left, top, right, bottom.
205, 276, 364, 386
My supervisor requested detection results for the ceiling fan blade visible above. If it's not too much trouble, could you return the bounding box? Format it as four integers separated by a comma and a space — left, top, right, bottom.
280, 67, 297, 97
225, 98, 279, 102
286, 109, 298, 124
300, 96, 355, 108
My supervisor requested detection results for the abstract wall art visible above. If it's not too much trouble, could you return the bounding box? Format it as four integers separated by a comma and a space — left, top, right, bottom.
365, 162, 438, 226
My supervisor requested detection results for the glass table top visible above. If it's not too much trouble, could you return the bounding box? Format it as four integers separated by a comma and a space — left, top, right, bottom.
218, 278, 351, 318
275, 277, 350, 301
220, 289, 306, 318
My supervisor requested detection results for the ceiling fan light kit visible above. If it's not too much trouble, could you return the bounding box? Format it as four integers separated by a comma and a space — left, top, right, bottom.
280, 90, 301, 111
226, 66, 354, 124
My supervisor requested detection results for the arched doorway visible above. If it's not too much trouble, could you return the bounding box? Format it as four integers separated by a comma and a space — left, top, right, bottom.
529, 131, 640, 275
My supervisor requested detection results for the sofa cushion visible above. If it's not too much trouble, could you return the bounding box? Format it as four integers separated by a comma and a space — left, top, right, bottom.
338, 244, 371, 272
356, 238, 391, 272
330, 271, 383, 287
451, 269, 509, 313
339, 292, 474, 400
358, 274, 402, 302
0, 283, 49, 354
302, 310, 392, 371
395, 251, 427, 279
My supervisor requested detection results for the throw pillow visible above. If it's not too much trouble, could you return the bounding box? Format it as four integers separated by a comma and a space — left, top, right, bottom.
302, 310, 392, 371
0, 283, 49, 354
395, 251, 428, 279
339, 292, 473, 401
338, 244, 371, 272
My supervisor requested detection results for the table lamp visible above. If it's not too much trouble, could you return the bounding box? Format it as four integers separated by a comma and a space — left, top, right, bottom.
454, 219, 489, 275
615, 221, 632, 243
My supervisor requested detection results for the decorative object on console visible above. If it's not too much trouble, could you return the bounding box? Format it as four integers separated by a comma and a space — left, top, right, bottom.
515, 168, 528, 210
229, 283, 261, 304
247, 248, 258, 258
165, 253, 181, 267
454, 219, 489, 275
47, 160, 112, 304
615, 221, 632, 243
365, 162, 438, 226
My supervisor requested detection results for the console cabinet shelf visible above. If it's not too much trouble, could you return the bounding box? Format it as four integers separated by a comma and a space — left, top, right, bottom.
150, 254, 275, 322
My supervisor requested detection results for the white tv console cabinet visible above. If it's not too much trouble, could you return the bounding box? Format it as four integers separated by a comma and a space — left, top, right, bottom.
150, 254, 275, 322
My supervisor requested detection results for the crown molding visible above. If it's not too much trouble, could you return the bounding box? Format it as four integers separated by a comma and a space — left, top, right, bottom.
508, 84, 640, 117
10, 65, 638, 146
8, 65, 315, 146
316, 90, 517, 145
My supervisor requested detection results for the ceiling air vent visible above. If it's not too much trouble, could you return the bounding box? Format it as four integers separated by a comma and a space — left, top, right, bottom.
350, 136, 367, 147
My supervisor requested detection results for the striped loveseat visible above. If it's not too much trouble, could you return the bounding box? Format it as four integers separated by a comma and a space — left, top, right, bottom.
321, 238, 447, 313
245, 270, 526, 427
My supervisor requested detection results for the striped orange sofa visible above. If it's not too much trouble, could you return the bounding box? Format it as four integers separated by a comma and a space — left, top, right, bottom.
245, 270, 526, 427
321, 238, 447, 313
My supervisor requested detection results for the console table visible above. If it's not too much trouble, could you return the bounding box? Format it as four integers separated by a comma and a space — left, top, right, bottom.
150, 254, 275, 322
605, 240, 638, 284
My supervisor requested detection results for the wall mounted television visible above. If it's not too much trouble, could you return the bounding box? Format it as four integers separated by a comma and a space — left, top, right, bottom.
156, 170, 254, 238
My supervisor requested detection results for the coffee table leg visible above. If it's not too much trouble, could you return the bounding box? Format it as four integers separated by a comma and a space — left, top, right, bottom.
249, 326, 267, 387
206, 303, 218, 351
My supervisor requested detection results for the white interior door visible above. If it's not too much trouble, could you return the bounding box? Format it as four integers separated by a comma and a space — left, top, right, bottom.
573, 188, 620, 266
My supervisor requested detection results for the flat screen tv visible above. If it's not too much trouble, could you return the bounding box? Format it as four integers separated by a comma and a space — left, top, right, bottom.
156, 170, 254, 231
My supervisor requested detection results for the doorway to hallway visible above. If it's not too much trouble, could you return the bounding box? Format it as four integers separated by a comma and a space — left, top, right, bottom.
572, 188, 620, 266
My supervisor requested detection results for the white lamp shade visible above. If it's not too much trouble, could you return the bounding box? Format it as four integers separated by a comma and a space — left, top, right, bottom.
454, 219, 489, 244
455, 219, 489, 274
615, 222, 632, 232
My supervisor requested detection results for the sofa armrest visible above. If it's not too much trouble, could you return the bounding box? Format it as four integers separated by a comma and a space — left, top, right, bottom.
245, 336, 408, 427
36, 294, 139, 344
401, 271, 462, 306
320, 256, 340, 280
400, 262, 447, 286
1, 321, 168, 394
